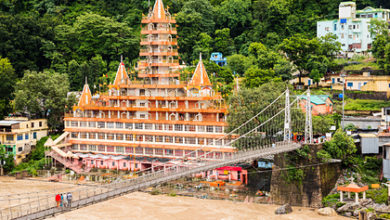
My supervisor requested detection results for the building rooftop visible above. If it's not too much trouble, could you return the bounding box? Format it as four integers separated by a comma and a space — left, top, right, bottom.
299, 95, 333, 105
0, 120, 21, 126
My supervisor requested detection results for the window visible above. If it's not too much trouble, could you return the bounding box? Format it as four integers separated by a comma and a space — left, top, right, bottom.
155, 124, 163, 130
145, 148, 153, 155
165, 124, 173, 131
215, 126, 223, 133
114, 134, 122, 140
347, 82, 353, 87
107, 122, 114, 128
135, 123, 143, 130
116, 146, 124, 153
91, 160, 94, 165
206, 126, 214, 133
348, 25, 352, 30
107, 146, 114, 152
33, 132, 37, 139
325, 27, 330, 31
107, 134, 114, 140
123, 162, 126, 167
145, 135, 153, 142
165, 136, 173, 143
165, 149, 173, 156
71, 133, 78, 138
144, 123, 153, 130
80, 144, 87, 151
71, 121, 78, 127
185, 125, 196, 132
125, 123, 133, 129
341, 33, 344, 39
89, 121, 96, 128
175, 124, 183, 131
88, 145, 96, 151
112, 162, 115, 166
185, 137, 196, 145
89, 133, 96, 139
334, 23, 337, 31
72, 144, 79, 150
98, 133, 105, 140
17, 135, 23, 141
80, 132, 87, 139
139, 114, 146, 119
101, 161, 104, 165
98, 145, 105, 152
139, 102, 146, 107
207, 139, 214, 145
125, 147, 133, 153
97, 122, 105, 128
31, 122, 34, 128
126, 134, 133, 141
18, 147, 23, 152
135, 147, 143, 154
175, 137, 183, 144
155, 148, 163, 155
116, 122, 123, 129
80, 121, 87, 127
198, 126, 205, 132
39, 121, 42, 127
156, 136, 164, 142
25, 134, 29, 140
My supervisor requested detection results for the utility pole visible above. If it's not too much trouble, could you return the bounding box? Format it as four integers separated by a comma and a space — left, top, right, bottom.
341, 73, 346, 130
284, 88, 291, 142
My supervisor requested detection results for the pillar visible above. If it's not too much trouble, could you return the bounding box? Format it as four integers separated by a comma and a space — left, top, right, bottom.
348, 191, 351, 199
355, 192, 359, 204
363, 191, 366, 200
340, 191, 343, 202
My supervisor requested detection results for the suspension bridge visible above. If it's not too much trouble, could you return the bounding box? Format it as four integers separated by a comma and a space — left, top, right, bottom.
0, 88, 314, 220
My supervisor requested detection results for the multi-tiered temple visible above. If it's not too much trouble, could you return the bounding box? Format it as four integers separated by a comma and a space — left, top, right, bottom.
48, 0, 234, 173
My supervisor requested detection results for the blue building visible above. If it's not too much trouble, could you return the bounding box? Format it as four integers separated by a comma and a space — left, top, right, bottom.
317, 2, 390, 53
210, 52, 227, 67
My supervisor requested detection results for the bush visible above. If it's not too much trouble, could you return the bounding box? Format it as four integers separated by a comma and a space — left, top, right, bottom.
379, 213, 390, 219
168, 191, 177, 197
322, 193, 340, 207
366, 188, 388, 204
151, 189, 160, 195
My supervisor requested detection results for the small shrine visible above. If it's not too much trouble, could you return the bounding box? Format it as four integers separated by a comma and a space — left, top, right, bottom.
337, 178, 368, 203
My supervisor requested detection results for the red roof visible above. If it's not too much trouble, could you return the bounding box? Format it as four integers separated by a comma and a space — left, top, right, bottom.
188, 55, 211, 87
215, 166, 242, 171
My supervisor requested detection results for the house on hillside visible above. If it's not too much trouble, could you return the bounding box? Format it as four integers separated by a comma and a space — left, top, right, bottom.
317, 2, 390, 54
298, 95, 334, 115
210, 52, 227, 67
0, 117, 48, 164
331, 72, 390, 96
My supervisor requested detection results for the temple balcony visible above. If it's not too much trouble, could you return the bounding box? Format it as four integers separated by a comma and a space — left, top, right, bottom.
141, 17, 176, 24
139, 49, 178, 56
140, 39, 177, 46
141, 28, 177, 35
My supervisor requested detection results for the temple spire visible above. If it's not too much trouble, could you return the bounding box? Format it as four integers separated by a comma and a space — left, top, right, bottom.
78, 80, 92, 107
113, 60, 129, 86
188, 53, 211, 87
152, 0, 166, 19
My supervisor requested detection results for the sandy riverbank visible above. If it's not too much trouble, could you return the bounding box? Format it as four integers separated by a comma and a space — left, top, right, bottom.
48, 192, 348, 220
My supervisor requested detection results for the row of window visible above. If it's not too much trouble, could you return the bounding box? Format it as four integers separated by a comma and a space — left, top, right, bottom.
67, 121, 223, 133
71, 132, 228, 146
72, 144, 228, 158
6, 132, 37, 141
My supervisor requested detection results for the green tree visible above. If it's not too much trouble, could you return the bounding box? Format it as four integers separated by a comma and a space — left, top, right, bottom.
213, 28, 236, 56
313, 115, 334, 135
176, 0, 215, 63
0, 57, 16, 118
192, 33, 213, 61
322, 129, 357, 166
0, 147, 14, 173
227, 54, 251, 76
14, 70, 74, 130
243, 66, 279, 88
215, 0, 251, 37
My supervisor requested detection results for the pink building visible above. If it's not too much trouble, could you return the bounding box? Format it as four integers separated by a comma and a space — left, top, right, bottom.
196, 166, 248, 184
299, 95, 333, 116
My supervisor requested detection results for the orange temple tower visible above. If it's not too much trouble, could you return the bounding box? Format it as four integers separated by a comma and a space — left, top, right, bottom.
51, 0, 234, 172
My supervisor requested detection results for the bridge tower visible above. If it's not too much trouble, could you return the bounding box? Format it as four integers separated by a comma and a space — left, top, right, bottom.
284, 88, 291, 142
304, 89, 313, 144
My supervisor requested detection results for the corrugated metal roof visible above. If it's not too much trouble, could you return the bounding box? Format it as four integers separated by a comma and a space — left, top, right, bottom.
359, 133, 378, 138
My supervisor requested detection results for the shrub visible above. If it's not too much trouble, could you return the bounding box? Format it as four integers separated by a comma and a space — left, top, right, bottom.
151, 189, 160, 195
322, 193, 340, 207
366, 188, 388, 204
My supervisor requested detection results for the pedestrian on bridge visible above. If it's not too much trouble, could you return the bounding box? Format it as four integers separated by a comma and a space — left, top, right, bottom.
60, 194, 64, 207
63, 193, 68, 207
55, 194, 61, 207
67, 192, 72, 208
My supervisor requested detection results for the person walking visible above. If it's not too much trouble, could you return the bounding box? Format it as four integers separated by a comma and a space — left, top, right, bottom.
55, 194, 61, 207
60, 194, 64, 207
63, 193, 68, 208
67, 192, 72, 208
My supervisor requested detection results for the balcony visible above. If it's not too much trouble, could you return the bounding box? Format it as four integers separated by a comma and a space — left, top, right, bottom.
140, 39, 177, 46
141, 16, 176, 24
138, 60, 179, 67
139, 49, 179, 57
141, 28, 177, 35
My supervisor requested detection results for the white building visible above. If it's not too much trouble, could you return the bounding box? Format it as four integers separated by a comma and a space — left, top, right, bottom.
317, 2, 390, 53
